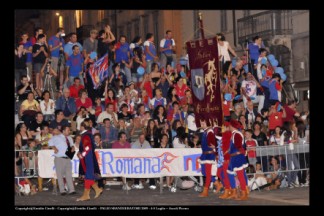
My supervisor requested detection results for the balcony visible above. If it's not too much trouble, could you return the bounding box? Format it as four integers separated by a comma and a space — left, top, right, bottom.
237, 10, 292, 45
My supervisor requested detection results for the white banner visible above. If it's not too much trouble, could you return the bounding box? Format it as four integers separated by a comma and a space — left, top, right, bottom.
38, 149, 217, 178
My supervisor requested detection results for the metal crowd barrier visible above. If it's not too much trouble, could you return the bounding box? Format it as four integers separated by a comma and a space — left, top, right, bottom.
246, 143, 309, 191
15, 150, 37, 181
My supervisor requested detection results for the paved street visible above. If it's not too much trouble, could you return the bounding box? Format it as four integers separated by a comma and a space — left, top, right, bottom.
15, 181, 309, 206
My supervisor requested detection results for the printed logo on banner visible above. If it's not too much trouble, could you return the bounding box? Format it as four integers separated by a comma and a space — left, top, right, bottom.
191, 68, 205, 101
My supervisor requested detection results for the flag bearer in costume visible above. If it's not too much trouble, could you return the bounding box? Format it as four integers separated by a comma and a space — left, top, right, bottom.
216, 122, 237, 199
198, 119, 216, 197
227, 119, 249, 200
76, 119, 103, 201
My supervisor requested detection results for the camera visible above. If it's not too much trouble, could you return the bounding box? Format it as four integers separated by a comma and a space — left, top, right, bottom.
48, 59, 52, 64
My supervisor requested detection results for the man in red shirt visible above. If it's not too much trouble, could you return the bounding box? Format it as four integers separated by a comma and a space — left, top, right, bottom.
282, 99, 300, 123
69, 77, 84, 99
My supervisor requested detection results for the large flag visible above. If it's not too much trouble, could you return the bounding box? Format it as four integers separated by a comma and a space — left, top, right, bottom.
186, 38, 223, 127
88, 53, 109, 89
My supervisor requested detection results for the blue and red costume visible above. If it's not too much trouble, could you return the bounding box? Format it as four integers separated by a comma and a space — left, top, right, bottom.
198, 127, 216, 195
79, 130, 101, 189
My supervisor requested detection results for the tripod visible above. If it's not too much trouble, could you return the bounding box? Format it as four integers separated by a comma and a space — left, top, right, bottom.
57, 52, 65, 92
44, 72, 55, 100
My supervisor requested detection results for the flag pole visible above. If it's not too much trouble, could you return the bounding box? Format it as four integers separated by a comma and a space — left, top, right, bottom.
198, 12, 205, 40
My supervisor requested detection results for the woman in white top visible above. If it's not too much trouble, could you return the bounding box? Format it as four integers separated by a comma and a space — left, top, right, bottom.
39, 90, 55, 122
269, 126, 281, 145
216, 33, 237, 75
173, 126, 189, 148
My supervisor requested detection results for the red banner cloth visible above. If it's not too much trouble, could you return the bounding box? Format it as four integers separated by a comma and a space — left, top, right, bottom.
186, 38, 223, 127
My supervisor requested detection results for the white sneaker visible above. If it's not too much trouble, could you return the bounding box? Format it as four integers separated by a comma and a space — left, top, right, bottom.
138, 183, 144, 189
42, 187, 49, 191
149, 185, 157, 190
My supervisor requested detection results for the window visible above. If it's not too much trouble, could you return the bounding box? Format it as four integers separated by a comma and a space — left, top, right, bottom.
75, 10, 82, 28
221, 10, 227, 32
193, 10, 199, 39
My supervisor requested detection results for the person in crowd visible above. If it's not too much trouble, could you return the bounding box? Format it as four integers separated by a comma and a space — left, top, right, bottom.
283, 99, 300, 123
65, 45, 84, 88
15, 43, 27, 87
63, 32, 83, 59
97, 24, 115, 58
216, 33, 237, 75
99, 118, 117, 149
245, 129, 258, 170
159, 30, 176, 69
269, 126, 282, 145
247, 162, 268, 191
29, 112, 48, 137
97, 103, 118, 128
82, 29, 98, 57
144, 33, 158, 74
197, 119, 216, 197
227, 119, 249, 200
104, 86, 118, 112
115, 35, 131, 83
15, 123, 32, 174
32, 34, 49, 91
49, 110, 70, 133
76, 120, 103, 201
69, 77, 84, 99
145, 119, 159, 148
19, 32, 33, 83
39, 90, 55, 122
20, 92, 41, 129
241, 71, 264, 113
48, 126, 76, 196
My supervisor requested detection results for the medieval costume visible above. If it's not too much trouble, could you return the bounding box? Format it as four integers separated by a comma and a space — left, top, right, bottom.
198, 122, 216, 197
77, 129, 103, 201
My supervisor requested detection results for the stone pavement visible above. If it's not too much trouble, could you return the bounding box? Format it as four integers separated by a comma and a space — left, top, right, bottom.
15, 181, 309, 206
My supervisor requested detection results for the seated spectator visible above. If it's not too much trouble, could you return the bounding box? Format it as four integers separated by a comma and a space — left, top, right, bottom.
248, 162, 268, 191
75, 89, 93, 112
188, 133, 201, 148
173, 126, 189, 148
93, 97, 105, 121
93, 133, 103, 149
39, 90, 55, 122
69, 77, 84, 99
49, 110, 70, 133
149, 88, 167, 110
145, 119, 159, 147
55, 88, 77, 122
74, 107, 89, 132
99, 118, 118, 149
266, 156, 286, 190
104, 88, 118, 112
35, 125, 52, 149
117, 103, 133, 127
20, 92, 41, 129
29, 112, 49, 137
129, 117, 144, 143
97, 103, 118, 128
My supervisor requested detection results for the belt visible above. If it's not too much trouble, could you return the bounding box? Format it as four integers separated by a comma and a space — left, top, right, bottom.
230, 152, 242, 157
203, 151, 215, 155
60, 156, 69, 159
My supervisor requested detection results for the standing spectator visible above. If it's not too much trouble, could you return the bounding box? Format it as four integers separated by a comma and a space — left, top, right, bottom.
77, 121, 103, 201
32, 34, 49, 91
15, 43, 27, 87
145, 119, 159, 148
244, 100, 258, 129
245, 129, 258, 169
144, 33, 158, 74
216, 33, 237, 75
115, 35, 131, 83
150, 88, 167, 110
20, 33, 33, 82
97, 25, 115, 58
82, 29, 98, 57
268, 73, 283, 104
241, 71, 264, 113
248, 36, 265, 67
48, 28, 65, 80
156, 72, 173, 99
63, 33, 83, 60
160, 30, 176, 69
65, 45, 84, 88
252, 122, 268, 172
30, 27, 43, 45
283, 99, 300, 123
129, 36, 143, 57
268, 102, 286, 133
48, 126, 76, 195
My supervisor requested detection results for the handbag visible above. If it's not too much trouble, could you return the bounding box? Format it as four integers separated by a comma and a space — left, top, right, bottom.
65, 137, 75, 160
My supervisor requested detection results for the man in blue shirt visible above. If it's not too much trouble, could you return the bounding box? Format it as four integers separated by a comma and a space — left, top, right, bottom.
248, 36, 265, 66
65, 45, 84, 88
48, 126, 76, 195
115, 35, 131, 83
160, 30, 176, 69
63, 33, 83, 60
144, 33, 158, 74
